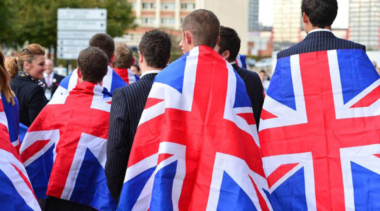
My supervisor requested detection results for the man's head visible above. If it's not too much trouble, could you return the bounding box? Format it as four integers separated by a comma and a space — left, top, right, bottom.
77, 47, 108, 83
259, 70, 267, 82
138, 30, 171, 71
301, 0, 338, 33
131, 64, 141, 76
179, 9, 220, 54
89, 33, 115, 62
215, 26, 240, 63
112, 42, 134, 69
45, 59, 54, 74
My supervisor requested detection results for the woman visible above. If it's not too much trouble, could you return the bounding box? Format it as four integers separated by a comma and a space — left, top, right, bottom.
9, 44, 47, 127
0, 50, 20, 148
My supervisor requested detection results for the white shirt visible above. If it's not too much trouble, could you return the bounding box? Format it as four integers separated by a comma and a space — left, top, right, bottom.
308, 28, 332, 34
140, 70, 161, 79
43, 72, 55, 87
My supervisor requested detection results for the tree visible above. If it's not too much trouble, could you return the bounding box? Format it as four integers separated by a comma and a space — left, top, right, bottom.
0, 0, 23, 46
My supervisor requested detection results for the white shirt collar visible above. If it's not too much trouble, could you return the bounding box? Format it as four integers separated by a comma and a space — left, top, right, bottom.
308, 28, 332, 34
140, 70, 161, 79
229, 61, 236, 65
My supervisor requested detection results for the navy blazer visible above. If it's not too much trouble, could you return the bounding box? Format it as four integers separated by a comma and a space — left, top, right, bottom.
277, 31, 366, 59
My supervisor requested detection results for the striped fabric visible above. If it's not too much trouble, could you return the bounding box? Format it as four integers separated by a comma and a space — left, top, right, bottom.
277, 31, 366, 59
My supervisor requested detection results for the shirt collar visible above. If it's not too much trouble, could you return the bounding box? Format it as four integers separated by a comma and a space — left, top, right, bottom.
308, 28, 332, 34
229, 61, 236, 65
140, 70, 161, 79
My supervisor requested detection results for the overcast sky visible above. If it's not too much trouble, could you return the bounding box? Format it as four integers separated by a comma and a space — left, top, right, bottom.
259, 0, 349, 28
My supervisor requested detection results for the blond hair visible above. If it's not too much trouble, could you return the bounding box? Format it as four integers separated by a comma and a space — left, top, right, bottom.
112, 42, 134, 69
0, 50, 15, 105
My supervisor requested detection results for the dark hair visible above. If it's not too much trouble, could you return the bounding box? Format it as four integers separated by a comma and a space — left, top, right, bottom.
182, 9, 220, 48
132, 64, 140, 72
218, 26, 241, 62
89, 33, 115, 61
139, 30, 171, 69
301, 0, 338, 28
113, 42, 134, 68
77, 47, 108, 83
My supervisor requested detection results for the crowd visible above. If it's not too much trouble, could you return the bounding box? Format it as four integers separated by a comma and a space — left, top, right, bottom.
1, 0, 380, 210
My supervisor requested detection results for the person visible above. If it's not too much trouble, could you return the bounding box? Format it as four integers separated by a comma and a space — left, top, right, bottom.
116, 9, 269, 210
5, 56, 19, 79
259, 0, 380, 210
52, 33, 128, 100
259, 69, 270, 92
131, 64, 141, 76
215, 26, 264, 127
112, 42, 138, 84
42, 59, 64, 100
9, 44, 47, 127
106, 29, 172, 200
0, 50, 20, 149
20, 47, 117, 211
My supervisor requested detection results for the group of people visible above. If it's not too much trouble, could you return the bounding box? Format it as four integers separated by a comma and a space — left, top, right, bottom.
1, 0, 380, 210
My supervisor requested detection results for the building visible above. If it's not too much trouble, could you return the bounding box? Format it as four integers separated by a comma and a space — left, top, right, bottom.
119, 0, 248, 54
249, 0, 259, 31
349, 0, 380, 50
272, 0, 302, 50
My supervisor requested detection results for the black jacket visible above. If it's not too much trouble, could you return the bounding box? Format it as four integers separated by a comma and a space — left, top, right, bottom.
42, 73, 65, 99
105, 73, 158, 200
232, 63, 264, 127
10, 75, 48, 127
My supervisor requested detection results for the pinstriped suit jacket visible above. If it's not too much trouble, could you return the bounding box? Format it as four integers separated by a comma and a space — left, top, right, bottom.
277, 31, 366, 60
105, 73, 158, 200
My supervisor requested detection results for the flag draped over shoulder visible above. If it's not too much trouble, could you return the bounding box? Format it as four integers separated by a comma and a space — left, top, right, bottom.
235, 54, 247, 69
113, 67, 140, 85
117, 46, 271, 210
0, 94, 40, 211
259, 49, 380, 210
20, 82, 117, 210
52, 66, 127, 100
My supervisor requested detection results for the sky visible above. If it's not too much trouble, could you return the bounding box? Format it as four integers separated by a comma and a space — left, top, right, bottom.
259, 0, 349, 28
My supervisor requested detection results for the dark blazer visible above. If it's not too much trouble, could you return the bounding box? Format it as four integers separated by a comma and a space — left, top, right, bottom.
42, 73, 65, 99
10, 75, 48, 127
106, 73, 158, 200
277, 31, 366, 60
232, 63, 264, 127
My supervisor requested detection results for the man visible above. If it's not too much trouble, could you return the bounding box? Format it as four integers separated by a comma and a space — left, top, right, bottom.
42, 59, 64, 100
116, 9, 270, 210
20, 47, 117, 211
112, 42, 139, 84
259, 0, 380, 210
215, 26, 264, 126
52, 33, 128, 100
106, 30, 172, 200
131, 64, 141, 77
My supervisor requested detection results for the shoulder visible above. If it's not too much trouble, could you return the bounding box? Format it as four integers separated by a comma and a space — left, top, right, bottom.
55, 74, 65, 80
11, 76, 41, 91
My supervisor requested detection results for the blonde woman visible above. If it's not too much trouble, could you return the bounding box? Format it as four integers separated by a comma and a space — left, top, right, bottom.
9, 44, 47, 126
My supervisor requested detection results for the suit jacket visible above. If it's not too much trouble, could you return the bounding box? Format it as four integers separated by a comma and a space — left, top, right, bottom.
42, 73, 65, 99
277, 31, 366, 60
232, 63, 264, 127
10, 75, 48, 127
105, 73, 158, 200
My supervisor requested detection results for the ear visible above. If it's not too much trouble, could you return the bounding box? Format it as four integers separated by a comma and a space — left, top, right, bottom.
302, 12, 308, 24
23, 61, 31, 71
138, 51, 143, 64
221, 50, 230, 61
185, 31, 193, 45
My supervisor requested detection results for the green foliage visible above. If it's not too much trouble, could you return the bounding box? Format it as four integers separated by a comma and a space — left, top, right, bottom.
0, 0, 23, 46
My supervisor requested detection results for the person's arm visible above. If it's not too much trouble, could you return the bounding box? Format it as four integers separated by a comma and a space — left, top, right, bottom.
105, 88, 130, 200
27, 87, 48, 125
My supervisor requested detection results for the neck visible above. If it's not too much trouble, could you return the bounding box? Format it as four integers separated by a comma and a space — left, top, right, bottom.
141, 66, 163, 74
306, 25, 331, 34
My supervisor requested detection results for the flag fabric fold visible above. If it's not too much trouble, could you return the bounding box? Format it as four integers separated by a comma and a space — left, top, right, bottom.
20, 82, 117, 210
117, 46, 271, 211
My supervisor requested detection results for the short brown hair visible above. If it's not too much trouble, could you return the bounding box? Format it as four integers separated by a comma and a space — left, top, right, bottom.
77, 47, 108, 83
182, 9, 220, 48
139, 30, 171, 69
112, 42, 134, 68
89, 33, 115, 61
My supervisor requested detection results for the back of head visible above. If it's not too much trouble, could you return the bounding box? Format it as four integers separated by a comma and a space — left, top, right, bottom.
77, 47, 109, 83
89, 33, 115, 61
5, 57, 18, 79
0, 50, 15, 105
218, 26, 241, 62
139, 30, 171, 69
182, 9, 220, 48
302, 0, 338, 28
113, 42, 134, 69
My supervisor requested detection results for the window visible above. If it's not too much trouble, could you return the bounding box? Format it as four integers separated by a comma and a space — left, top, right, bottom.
142, 2, 156, 10
162, 3, 175, 10
161, 18, 175, 25
181, 3, 195, 10
141, 17, 156, 25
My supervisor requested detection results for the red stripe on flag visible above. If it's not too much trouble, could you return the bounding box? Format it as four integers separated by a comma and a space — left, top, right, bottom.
261, 109, 277, 120
249, 175, 270, 211
267, 163, 298, 188
11, 164, 37, 199
145, 98, 164, 109
157, 153, 174, 166
20, 140, 50, 163
350, 85, 380, 108
237, 113, 256, 125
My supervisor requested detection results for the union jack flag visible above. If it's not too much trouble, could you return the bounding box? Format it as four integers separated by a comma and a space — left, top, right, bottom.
0, 94, 40, 211
20, 82, 117, 210
1, 93, 20, 149
117, 46, 271, 210
113, 67, 140, 85
235, 54, 247, 69
259, 49, 380, 210
52, 66, 127, 100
